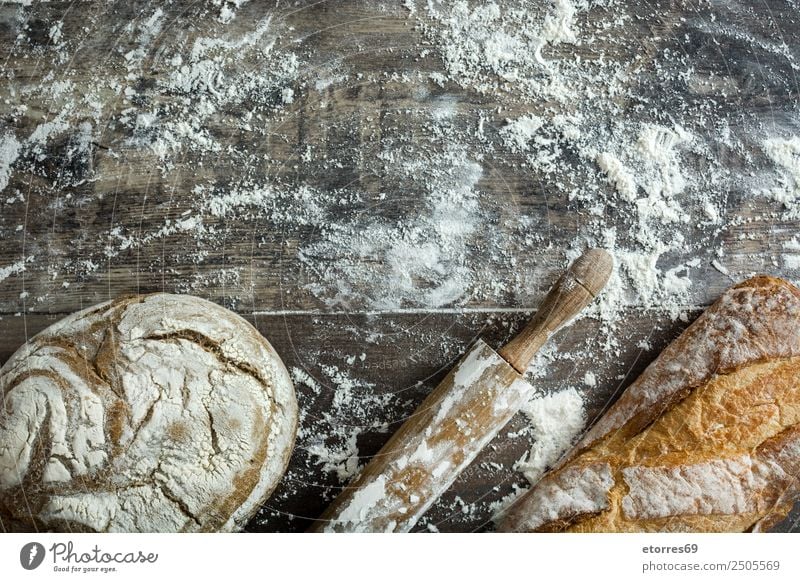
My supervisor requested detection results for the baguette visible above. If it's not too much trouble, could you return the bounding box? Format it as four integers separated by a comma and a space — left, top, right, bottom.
498, 276, 800, 532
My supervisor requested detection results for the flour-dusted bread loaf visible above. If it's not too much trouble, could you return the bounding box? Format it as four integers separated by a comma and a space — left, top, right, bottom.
0, 294, 298, 532
499, 276, 800, 532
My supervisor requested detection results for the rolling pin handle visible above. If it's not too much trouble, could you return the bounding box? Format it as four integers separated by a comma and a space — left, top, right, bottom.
498, 248, 613, 374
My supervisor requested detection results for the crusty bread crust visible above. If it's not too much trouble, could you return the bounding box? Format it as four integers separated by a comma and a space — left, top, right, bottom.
0, 294, 297, 533
499, 276, 800, 532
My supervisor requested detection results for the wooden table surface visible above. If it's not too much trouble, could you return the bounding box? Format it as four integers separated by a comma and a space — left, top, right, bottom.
1, 0, 799, 532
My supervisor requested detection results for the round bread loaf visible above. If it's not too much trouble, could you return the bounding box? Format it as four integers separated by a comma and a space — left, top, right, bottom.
0, 294, 297, 532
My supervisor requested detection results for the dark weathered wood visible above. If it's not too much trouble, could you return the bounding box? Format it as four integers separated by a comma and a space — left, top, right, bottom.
1, 1, 798, 316
1, 0, 800, 532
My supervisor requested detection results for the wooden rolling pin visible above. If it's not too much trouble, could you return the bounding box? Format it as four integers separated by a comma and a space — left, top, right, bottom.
310, 248, 614, 532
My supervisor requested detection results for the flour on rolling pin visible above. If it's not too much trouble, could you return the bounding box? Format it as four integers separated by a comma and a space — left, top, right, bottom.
311, 249, 613, 532
321, 340, 532, 532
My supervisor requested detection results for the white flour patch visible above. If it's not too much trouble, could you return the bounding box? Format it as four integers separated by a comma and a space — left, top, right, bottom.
516, 387, 587, 485
123, 14, 300, 165
416, 1, 710, 329
0, 257, 33, 284
0, 133, 21, 193
763, 136, 800, 215
596, 152, 637, 201
501, 115, 544, 152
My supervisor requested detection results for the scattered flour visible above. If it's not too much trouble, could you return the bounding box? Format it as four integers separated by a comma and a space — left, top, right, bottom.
300, 145, 483, 309
2, 0, 791, 324
291, 364, 397, 486
501, 115, 544, 153
421, 0, 593, 98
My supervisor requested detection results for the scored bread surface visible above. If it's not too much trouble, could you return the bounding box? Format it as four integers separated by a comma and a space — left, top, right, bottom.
499, 276, 800, 532
0, 294, 297, 532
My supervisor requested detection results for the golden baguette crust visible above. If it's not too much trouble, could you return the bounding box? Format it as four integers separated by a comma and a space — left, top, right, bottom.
499, 276, 800, 532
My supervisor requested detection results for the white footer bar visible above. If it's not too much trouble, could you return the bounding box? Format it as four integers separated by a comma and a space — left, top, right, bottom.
1, 533, 798, 581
